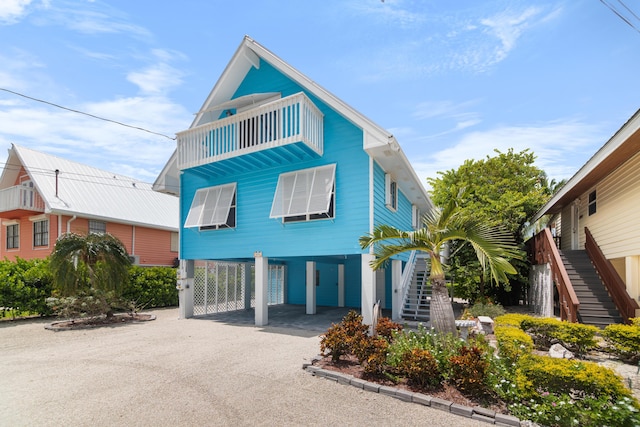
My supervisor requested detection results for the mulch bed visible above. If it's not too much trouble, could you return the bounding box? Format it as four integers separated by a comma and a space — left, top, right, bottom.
45, 313, 155, 331
313, 354, 509, 414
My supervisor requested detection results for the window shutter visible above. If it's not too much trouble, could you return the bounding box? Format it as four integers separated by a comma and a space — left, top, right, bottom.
185, 183, 236, 228
270, 164, 336, 218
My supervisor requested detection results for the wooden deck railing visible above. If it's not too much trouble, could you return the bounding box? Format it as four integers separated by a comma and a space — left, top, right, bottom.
177, 92, 324, 170
584, 227, 639, 323
528, 228, 580, 322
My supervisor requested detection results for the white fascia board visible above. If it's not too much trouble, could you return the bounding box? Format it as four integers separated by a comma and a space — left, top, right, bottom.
47, 209, 179, 232
531, 109, 640, 224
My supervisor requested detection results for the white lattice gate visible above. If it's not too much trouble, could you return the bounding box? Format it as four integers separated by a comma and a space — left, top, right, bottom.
192, 261, 285, 316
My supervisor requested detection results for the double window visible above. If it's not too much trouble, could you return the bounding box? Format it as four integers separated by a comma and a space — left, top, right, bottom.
184, 183, 237, 230
6, 224, 19, 249
184, 164, 336, 230
270, 164, 336, 223
33, 219, 48, 247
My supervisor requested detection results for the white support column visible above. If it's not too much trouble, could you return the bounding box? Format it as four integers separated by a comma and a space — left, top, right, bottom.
178, 260, 194, 319
625, 256, 640, 317
306, 261, 317, 315
243, 263, 252, 310
361, 254, 376, 326
338, 264, 345, 307
391, 259, 402, 321
255, 253, 268, 326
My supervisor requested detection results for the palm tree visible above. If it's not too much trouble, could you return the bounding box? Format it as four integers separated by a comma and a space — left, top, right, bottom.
359, 199, 521, 335
49, 233, 131, 316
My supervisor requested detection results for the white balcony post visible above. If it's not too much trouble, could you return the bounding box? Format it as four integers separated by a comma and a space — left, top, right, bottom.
361, 254, 376, 326
391, 259, 402, 321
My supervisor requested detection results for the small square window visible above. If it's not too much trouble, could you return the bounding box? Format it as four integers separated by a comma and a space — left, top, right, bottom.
89, 220, 106, 234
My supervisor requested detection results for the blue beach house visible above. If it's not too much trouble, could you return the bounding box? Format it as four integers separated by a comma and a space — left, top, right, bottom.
155, 36, 433, 326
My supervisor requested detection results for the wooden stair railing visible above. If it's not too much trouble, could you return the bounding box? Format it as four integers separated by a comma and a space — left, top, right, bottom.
584, 227, 639, 323
528, 228, 580, 322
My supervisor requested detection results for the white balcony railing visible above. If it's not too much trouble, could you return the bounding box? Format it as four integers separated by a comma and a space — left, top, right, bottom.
0, 185, 45, 213
177, 92, 324, 170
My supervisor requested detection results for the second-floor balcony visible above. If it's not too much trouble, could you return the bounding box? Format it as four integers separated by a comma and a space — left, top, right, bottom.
177, 92, 324, 172
0, 185, 45, 215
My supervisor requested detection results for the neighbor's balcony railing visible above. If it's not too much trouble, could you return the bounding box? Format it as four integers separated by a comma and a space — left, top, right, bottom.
0, 185, 45, 213
177, 92, 324, 170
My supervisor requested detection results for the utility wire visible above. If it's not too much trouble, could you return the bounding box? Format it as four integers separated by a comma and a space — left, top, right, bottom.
599, 0, 640, 34
0, 88, 177, 141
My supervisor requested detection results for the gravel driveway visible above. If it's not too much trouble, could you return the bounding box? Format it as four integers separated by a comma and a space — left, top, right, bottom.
1, 307, 482, 426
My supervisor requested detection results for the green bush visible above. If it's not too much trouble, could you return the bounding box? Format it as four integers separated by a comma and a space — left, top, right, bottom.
602, 323, 640, 364
520, 317, 598, 356
46, 289, 116, 319
510, 355, 640, 426
467, 301, 506, 319
630, 317, 640, 327
123, 266, 178, 309
494, 325, 534, 364
0, 258, 53, 318
494, 313, 534, 328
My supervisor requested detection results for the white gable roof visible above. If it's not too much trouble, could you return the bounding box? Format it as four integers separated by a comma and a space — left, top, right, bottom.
155, 36, 432, 212
3, 144, 178, 231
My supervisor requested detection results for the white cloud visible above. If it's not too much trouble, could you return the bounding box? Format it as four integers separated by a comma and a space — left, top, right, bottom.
34, 0, 151, 38
126, 50, 186, 96
0, 0, 33, 24
349, 0, 426, 28
359, 4, 563, 80
405, 119, 607, 190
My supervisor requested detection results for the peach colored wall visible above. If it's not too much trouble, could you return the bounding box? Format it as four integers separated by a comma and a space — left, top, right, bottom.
132, 226, 178, 266
1, 215, 57, 261
1, 213, 176, 266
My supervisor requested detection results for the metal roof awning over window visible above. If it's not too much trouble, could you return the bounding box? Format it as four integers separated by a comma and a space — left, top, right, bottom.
270, 164, 335, 218
185, 183, 236, 228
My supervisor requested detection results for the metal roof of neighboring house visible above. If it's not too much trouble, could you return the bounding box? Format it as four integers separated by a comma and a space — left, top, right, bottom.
1, 144, 179, 231
154, 35, 433, 214
531, 108, 640, 224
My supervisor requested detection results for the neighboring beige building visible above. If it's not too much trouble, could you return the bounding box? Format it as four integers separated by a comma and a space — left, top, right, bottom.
531, 109, 640, 320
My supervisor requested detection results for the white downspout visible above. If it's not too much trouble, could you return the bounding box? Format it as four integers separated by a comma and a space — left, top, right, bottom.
131, 225, 136, 255
58, 215, 62, 237
66, 215, 77, 233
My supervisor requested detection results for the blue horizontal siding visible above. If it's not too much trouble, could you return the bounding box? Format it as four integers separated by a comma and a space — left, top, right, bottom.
181, 59, 370, 261
372, 161, 413, 263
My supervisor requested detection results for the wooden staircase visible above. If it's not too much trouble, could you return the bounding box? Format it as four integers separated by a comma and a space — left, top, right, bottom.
401, 254, 431, 322
560, 250, 623, 328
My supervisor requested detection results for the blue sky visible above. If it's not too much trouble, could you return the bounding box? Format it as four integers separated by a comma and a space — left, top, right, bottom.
1, 0, 639, 190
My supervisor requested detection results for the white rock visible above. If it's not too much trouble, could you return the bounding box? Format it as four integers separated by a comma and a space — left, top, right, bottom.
549, 343, 574, 359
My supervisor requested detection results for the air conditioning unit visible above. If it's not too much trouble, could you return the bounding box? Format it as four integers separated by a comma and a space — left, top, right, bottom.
128, 255, 140, 265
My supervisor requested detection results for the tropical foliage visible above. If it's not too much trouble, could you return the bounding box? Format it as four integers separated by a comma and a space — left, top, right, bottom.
428, 148, 555, 303
360, 196, 521, 334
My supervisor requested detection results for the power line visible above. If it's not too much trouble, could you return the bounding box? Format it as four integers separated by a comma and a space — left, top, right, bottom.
599, 0, 640, 34
0, 88, 177, 141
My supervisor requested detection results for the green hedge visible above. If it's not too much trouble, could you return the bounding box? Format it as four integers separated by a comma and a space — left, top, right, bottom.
601, 322, 640, 364
520, 316, 598, 356
0, 258, 53, 318
121, 265, 178, 309
0, 258, 177, 318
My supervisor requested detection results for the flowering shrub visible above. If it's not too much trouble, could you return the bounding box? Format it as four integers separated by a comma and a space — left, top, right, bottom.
494, 325, 534, 364
602, 322, 640, 364
520, 317, 598, 356
494, 313, 533, 328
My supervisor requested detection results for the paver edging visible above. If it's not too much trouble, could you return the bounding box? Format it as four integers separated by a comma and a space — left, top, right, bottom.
304, 363, 523, 426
